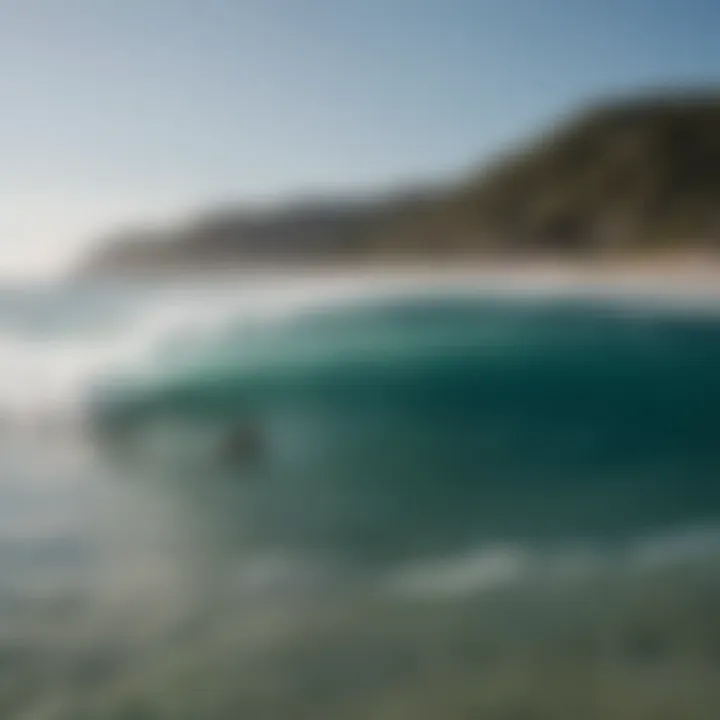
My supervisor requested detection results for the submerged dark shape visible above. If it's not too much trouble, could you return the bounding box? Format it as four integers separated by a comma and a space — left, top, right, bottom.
218, 422, 265, 466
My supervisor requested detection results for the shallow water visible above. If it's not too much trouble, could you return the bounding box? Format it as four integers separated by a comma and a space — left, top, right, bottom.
1, 275, 719, 718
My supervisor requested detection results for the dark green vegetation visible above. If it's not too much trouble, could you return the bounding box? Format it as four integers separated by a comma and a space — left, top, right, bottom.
426, 91, 720, 255
81, 91, 720, 274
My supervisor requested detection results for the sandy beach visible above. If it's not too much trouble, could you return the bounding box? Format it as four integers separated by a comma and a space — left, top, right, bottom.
109, 253, 720, 306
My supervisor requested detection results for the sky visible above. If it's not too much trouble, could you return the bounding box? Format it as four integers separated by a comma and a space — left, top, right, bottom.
2, 0, 720, 277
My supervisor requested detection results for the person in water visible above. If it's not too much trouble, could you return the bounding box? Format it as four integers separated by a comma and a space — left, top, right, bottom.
219, 422, 264, 465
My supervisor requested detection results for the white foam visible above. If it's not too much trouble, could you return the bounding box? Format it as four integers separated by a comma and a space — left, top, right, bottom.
388, 545, 530, 599
2, 269, 720, 425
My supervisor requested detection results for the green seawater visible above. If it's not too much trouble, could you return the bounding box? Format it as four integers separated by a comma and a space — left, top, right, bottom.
3, 284, 720, 719
91, 294, 720, 562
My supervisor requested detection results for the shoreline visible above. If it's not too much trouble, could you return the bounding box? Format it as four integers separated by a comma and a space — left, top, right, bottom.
73, 253, 720, 301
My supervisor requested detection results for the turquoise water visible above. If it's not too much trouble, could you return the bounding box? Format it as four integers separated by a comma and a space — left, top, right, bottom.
90, 292, 720, 563
2, 279, 720, 718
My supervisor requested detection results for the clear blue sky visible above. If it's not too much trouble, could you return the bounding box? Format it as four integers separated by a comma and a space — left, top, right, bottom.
1, 0, 720, 275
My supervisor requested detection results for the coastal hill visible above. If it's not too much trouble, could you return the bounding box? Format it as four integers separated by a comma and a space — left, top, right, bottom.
80, 92, 720, 274
81, 191, 433, 275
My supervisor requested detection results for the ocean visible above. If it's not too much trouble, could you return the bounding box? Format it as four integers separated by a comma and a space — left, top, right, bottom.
0, 272, 719, 718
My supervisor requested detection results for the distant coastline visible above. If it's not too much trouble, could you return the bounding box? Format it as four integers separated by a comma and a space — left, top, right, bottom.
78, 90, 720, 278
